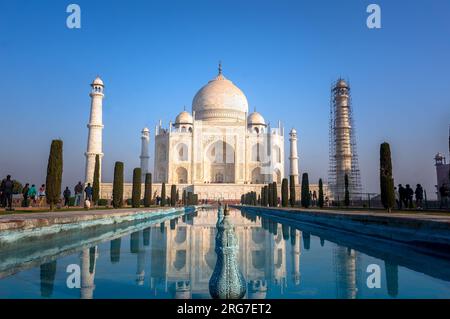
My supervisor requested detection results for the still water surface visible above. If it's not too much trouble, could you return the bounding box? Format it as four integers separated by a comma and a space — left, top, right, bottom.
0, 207, 449, 299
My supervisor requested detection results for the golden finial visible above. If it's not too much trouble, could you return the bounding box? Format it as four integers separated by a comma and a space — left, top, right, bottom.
218, 61, 222, 75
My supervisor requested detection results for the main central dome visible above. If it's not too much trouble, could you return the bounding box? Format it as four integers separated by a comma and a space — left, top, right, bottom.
192, 66, 249, 122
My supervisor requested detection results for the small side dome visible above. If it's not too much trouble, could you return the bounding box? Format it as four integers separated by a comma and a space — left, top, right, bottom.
92, 76, 104, 87
175, 111, 193, 125
247, 112, 266, 126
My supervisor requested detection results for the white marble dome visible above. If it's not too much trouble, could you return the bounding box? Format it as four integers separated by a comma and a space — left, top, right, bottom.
247, 112, 265, 125
192, 71, 249, 122
175, 111, 193, 124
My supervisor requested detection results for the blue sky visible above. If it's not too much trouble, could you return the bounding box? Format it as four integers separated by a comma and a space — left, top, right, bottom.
1, 0, 449, 197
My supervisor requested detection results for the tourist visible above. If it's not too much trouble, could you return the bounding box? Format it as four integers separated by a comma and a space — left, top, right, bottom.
0, 176, 6, 208
84, 183, 93, 202
394, 187, 401, 210
398, 184, 406, 209
63, 187, 71, 208
415, 184, 424, 209
405, 184, 414, 209
439, 183, 449, 209
2, 175, 14, 210
22, 183, 30, 207
312, 190, 317, 207
28, 184, 37, 206
38, 184, 46, 207
74, 181, 83, 206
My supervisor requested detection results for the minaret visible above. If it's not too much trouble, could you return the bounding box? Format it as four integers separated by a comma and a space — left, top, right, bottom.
85, 76, 105, 184
140, 127, 150, 181
329, 79, 362, 200
289, 128, 299, 184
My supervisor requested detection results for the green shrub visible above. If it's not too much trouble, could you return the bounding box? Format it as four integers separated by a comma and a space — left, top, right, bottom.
92, 154, 100, 205
132, 168, 141, 208
289, 175, 296, 207
144, 173, 152, 207
318, 178, 324, 208
301, 173, 310, 208
45, 139, 63, 211
112, 161, 124, 208
281, 178, 288, 207
161, 183, 166, 206
380, 142, 395, 211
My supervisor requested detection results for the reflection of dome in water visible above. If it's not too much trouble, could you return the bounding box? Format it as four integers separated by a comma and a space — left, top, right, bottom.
251, 250, 265, 270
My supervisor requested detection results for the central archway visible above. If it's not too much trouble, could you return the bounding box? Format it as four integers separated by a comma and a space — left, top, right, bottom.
204, 140, 235, 183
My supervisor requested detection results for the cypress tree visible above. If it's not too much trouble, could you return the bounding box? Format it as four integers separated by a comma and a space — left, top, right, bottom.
131, 168, 141, 208
264, 185, 269, 207
268, 183, 273, 207
161, 183, 166, 206
92, 154, 100, 205
170, 185, 177, 207
187, 192, 193, 206
344, 174, 350, 207
289, 175, 296, 207
144, 173, 152, 207
380, 142, 395, 212
261, 187, 265, 206
318, 178, 324, 208
272, 182, 278, 207
45, 139, 63, 211
281, 178, 289, 207
301, 173, 310, 208
112, 161, 124, 208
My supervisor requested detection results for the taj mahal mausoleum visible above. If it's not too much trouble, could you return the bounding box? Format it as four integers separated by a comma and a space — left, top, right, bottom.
84, 65, 328, 202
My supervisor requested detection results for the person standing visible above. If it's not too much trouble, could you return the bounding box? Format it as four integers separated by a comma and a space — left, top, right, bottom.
405, 184, 414, 209
415, 184, 424, 210
74, 181, 83, 206
63, 187, 71, 208
394, 187, 400, 210
22, 183, 30, 207
28, 184, 37, 206
38, 184, 46, 207
398, 184, 406, 209
84, 183, 93, 202
2, 175, 14, 211
312, 190, 317, 207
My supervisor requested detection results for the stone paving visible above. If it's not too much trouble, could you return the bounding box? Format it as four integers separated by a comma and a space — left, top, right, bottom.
0, 207, 178, 231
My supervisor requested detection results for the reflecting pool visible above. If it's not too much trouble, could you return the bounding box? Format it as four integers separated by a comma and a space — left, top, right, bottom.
0, 207, 449, 299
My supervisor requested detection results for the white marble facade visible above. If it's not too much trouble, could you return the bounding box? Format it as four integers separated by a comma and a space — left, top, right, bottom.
97, 66, 328, 201
153, 65, 285, 188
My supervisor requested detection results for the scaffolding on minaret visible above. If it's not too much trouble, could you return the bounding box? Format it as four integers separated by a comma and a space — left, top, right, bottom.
328, 78, 363, 201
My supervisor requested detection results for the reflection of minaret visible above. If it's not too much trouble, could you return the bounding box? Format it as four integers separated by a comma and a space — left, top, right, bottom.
40, 260, 57, 298
385, 261, 398, 298
209, 205, 246, 299
333, 246, 358, 299
271, 223, 286, 292
80, 246, 98, 299
247, 280, 268, 299
290, 228, 301, 286
130, 231, 146, 285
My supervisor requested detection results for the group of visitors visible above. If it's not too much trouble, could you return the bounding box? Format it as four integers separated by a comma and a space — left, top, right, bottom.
1, 175, 94, 210
394, 184, 424, 209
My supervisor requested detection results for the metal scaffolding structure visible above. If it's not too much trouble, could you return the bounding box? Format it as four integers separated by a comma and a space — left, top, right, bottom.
328, 79, 362, 201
